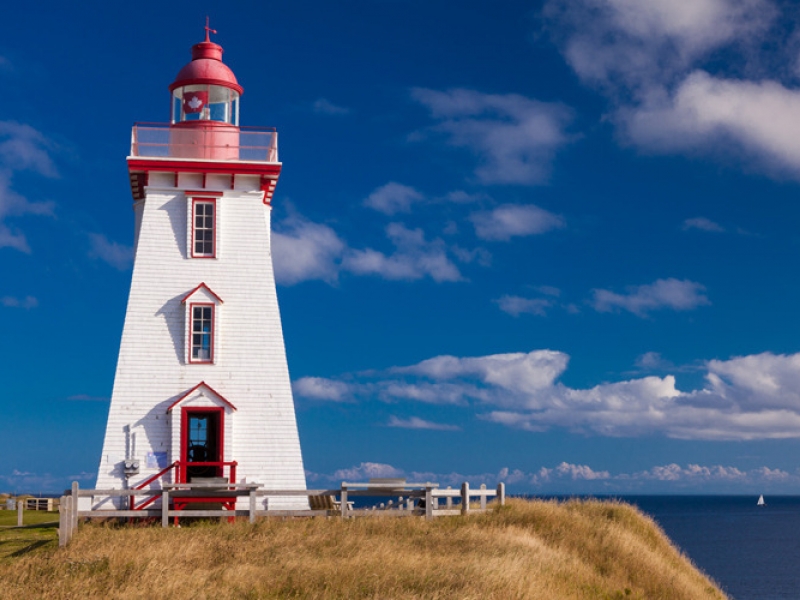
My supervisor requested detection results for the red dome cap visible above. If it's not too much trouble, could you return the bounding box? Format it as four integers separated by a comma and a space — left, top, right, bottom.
169, 24, 243, 94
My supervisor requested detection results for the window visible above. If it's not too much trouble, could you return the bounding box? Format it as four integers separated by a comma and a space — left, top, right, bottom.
193, 200, 215, 258
190, 304, 214, 363
182, 283, 222, 365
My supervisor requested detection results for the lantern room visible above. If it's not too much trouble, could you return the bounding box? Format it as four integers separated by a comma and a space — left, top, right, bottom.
168, 21, 243, 159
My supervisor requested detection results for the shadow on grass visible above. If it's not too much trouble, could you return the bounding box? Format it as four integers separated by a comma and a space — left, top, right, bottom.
9, 539, 54, 558
13, 522, 59, 531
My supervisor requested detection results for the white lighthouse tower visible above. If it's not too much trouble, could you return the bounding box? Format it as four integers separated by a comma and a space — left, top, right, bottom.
95, 25, 306, 509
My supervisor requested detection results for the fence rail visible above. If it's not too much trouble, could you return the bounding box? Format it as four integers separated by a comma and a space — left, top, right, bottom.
58, 480, 505, 547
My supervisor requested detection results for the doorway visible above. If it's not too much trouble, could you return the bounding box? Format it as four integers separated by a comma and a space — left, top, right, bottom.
181, 408, 223, 481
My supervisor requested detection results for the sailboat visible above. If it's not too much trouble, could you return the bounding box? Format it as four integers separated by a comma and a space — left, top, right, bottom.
757, 495, 766, 506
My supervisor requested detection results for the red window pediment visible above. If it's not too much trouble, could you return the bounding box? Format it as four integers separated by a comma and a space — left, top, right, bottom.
166, 381, 237, 414
181, 282, 223, 305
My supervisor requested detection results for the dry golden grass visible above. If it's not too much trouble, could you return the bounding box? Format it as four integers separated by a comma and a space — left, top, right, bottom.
0, 498, 727, 600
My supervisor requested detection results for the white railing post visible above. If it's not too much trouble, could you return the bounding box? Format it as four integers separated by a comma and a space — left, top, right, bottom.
497, 482, 505, 506
340, 484, 348, 519
446, 486, 452, 510
162, 489, 169, 528
17, 497, 23, 527
461, 482, 470, 516
249, 489, 257, 524
480, 484, 487, 510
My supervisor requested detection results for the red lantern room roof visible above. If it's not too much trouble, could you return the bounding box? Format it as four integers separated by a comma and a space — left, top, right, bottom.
169, 21, 243, 95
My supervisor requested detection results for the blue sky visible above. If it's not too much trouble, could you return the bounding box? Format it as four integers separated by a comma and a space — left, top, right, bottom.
5, 0, 800, 495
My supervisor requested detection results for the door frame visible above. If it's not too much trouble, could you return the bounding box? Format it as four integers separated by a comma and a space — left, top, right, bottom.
180, 406, 224, 481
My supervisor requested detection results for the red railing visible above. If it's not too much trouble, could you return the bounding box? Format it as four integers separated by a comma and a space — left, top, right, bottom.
130, 461, 179, 510
130, 123, 278, 162
128, 460, 238, 510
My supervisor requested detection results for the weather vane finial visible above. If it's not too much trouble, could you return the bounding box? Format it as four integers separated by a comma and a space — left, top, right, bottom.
204, 16, 217, 43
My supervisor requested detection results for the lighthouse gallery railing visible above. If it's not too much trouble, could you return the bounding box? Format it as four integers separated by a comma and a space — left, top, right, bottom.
129, 123, 279, 162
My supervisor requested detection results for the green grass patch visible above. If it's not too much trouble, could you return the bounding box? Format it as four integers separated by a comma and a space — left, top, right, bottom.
0, 511, 59, 561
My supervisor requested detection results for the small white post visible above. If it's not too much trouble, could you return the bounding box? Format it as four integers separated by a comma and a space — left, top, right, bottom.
249, 489, 257, 524
71, 481, 79, 533
17, 498, 23, 527
162, 490, 170, 528
480, 484, 487, 510
340, 485, 348, 519
425, 485, 433, 521
446, 486, 452, 510
461, 482, 470, 516
497, 482, 505, 506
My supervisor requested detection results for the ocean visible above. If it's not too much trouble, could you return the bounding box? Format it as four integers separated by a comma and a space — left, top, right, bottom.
610, 496, 800, 600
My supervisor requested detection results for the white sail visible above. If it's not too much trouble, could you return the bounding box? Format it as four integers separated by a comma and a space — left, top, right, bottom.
757, 495, 765, 506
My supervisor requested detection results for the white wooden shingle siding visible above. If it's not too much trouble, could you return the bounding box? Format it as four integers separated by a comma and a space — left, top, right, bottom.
96, 182, 307, 510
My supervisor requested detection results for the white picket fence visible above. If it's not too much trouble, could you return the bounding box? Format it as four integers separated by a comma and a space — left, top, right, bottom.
58, 480, 505, 547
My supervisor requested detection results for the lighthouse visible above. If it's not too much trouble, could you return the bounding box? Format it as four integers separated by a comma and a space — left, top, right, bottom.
95, 25, 307, 509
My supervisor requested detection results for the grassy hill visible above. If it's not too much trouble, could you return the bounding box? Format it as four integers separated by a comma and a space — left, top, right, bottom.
0, 498, 726, 599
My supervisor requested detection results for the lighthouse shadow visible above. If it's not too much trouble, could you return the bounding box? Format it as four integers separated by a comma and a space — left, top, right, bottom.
160, 195, 188, 260
155, 292, 187, 364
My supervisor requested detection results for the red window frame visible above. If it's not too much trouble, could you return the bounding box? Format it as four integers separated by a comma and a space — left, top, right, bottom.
191, 197, 217, 258
180, 406, 224, 482
188, 302, 215, 364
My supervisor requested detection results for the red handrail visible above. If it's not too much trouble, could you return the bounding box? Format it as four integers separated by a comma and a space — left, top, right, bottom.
128, 460, 239, 510
130, 461, 179, 510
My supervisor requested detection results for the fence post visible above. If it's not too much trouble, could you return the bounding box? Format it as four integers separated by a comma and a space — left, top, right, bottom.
71, 481, 79, 533
480, 484, 487, 510
58, 496, 68, 547
446, 486, 452, 510
497, 482, 505, 506
162, 489, 169, 528
340, 484, 348, 519
461, 482, 470, 516
425, 485, 433, 521
17, 497, 23, 527
63, 496, 73, 545
249, 488, 257, 524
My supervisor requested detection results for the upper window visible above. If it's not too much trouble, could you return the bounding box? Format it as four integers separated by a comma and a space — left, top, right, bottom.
192, 199, 216, 258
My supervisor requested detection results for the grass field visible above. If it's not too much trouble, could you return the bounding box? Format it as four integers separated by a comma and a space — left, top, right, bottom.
0, 499, 727, 599
0, 510, 59, 562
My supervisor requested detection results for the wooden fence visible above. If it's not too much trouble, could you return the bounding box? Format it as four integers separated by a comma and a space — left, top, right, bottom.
58, 480, 505, 547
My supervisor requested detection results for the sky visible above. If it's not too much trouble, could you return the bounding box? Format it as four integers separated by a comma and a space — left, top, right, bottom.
5, 0, 800, 495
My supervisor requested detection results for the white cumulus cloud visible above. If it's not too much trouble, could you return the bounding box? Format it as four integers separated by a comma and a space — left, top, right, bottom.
364, 182, 423, 215
496, 295, 553, 317
88, 233, 133, 271
297, 349, 800, 440
682, 216, 725, 232
387, 416, 461, 431
470, 203, 564, 241
292, 377, 354, 402
1, 295, 37, 309
342, 223, 463, 282
272, 214, 346, 285
0, 122, 58, 253
542, 0, 800, 178
412, 88, 575, 185
591, 278, 710, 316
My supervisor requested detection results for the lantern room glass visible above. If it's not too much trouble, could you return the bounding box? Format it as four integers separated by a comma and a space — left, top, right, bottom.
172, 84, 239, 126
